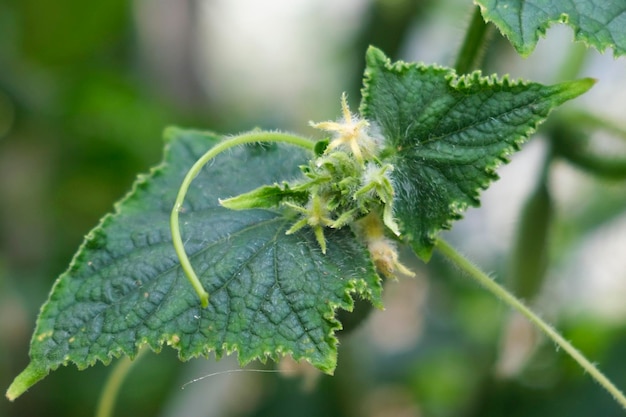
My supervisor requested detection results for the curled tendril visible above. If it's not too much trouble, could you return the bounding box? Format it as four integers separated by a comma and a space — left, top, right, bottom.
171, 132, 315, 308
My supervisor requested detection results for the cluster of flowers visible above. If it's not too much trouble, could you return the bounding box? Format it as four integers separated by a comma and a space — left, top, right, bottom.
222, 94, 413, 278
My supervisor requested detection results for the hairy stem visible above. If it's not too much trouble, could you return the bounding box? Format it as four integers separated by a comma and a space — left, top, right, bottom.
435, 238, 626, 410
95, 347, 148, 417
454, 6, 492, 74
171, 131, 315, 307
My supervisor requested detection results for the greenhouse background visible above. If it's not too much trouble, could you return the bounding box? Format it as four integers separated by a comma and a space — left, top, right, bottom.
2, 0, 626, 416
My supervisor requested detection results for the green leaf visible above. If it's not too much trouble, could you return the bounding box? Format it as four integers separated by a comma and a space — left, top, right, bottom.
360, 47, 593, 260
219, 182, 309, 210
475, 0, 626, 57
7, 128, 382, 400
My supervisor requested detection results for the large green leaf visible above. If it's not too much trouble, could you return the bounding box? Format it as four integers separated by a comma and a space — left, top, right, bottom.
475, 0, 626, 57
360, 47, 593, 260
7, 128, 382, 400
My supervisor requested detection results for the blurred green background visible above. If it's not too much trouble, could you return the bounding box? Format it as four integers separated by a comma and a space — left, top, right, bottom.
2, 0, 626, 416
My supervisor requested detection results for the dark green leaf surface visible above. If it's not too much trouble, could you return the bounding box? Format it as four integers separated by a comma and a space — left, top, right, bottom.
7, 129, 381, 399
361, 47, 593, 260
475, 0, 626, 57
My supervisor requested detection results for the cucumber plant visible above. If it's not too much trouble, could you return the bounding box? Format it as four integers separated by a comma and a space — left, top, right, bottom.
6, 1, 626, 415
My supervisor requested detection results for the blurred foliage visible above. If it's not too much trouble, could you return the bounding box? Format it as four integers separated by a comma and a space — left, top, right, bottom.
1, 0, 626, 416
0, 1, 198, 415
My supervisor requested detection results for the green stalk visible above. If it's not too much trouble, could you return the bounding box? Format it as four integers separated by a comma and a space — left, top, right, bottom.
171, 131, 315, 307
435, 238, 626, 410
454, 6, 492, 74
95, 347, 148, 417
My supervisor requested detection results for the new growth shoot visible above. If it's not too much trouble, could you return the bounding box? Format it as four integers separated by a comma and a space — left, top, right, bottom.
174, 94, 412, 308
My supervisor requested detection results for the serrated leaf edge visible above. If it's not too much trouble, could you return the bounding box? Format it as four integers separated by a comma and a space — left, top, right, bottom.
360, 47, 594, 261
475, 1, 626, 57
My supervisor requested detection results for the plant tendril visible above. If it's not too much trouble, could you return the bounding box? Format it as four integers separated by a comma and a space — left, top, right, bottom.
171, 131, 315, 307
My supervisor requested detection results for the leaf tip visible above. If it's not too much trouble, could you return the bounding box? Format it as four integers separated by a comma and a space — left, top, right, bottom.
555, 77, 596, 102
163, 126, 184, 143
218, 197, 237, 210
576, 77, 597, 92
412, 241, 434, 263
6, 363, 49, 401
365, 45, 389, 68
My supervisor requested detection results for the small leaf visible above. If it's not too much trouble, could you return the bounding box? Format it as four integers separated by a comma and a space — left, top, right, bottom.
7, 128, 382, 400
475, 0, 626, 57
360, 47, 593, 260
219, 182, 309, 210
